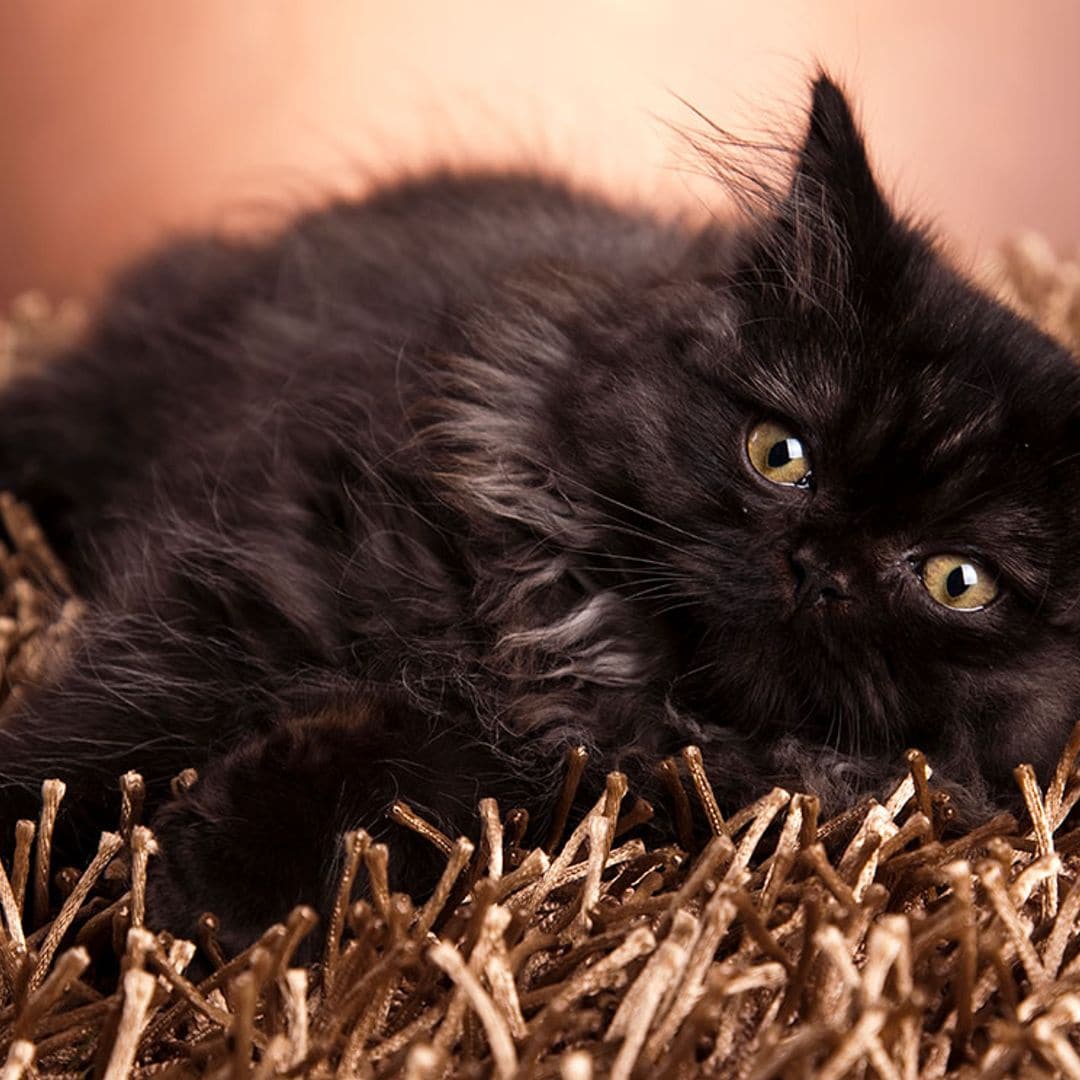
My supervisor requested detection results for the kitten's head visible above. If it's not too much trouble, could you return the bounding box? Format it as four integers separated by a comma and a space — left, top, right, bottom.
430, 76, 1080, 799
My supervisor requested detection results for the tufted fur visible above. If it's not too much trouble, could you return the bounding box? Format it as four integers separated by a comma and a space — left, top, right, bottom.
1, 77, 1079, 950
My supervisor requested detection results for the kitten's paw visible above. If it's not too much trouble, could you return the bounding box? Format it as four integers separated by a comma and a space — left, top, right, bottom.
145, 774, 319, 957
144, 705, 466, 956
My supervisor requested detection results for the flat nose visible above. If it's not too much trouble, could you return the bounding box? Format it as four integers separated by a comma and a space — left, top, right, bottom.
789, 546, 851, 608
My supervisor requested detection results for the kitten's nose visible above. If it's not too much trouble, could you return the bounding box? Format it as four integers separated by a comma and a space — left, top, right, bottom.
789, 546, 851, 609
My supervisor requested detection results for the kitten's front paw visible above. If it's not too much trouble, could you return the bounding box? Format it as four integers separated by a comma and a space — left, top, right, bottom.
145, 771, 322, 957
145, 717, 355, 955
143, 704, 465, 957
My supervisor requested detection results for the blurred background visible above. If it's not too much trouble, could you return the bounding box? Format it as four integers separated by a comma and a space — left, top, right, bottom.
2, 0, 1078, 309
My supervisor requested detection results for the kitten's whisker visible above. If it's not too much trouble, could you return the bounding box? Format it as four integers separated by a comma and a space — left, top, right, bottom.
621, 584, 689, 604
1049, 449, 1080, 470
674, 656, 720, 683
530, 457, 713, 546
545, 480, 716, 567
604, 576, 692, 595
654, 599, 705, 619
590, 522, 706, 563
574, 560, 678, 575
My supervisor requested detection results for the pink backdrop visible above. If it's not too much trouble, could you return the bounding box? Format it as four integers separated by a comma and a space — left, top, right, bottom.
2, 1, 1078, 306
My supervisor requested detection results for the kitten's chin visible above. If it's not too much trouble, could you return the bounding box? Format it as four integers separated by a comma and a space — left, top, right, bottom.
779, 596, 873, 669
686, 617, 899, 755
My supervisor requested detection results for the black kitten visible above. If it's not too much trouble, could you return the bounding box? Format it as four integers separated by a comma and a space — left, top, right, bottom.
1, 77, 1078, 951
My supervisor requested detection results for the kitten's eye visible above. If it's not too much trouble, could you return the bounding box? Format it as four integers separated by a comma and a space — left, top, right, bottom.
747, 421, 812, 487
921, 555, 998, 611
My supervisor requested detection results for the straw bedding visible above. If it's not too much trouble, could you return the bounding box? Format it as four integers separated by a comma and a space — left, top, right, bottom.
0, 236, 1078, 1079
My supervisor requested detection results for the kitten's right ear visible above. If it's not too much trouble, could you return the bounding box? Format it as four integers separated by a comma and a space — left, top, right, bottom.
742, 74, 909, 310
790, 74, 892, 242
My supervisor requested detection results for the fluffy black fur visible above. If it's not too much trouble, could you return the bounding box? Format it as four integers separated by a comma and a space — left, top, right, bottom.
1, 77, 1079, 950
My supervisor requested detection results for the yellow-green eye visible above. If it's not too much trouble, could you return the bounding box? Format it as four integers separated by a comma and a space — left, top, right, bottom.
747, 421, 812, 487
921, 555, 998, 611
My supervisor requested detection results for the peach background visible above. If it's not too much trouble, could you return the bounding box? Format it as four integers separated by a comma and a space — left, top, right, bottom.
1, 1, 1078, 307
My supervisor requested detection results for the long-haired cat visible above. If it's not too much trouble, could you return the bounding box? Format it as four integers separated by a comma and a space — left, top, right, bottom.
1, 76, 1078, 951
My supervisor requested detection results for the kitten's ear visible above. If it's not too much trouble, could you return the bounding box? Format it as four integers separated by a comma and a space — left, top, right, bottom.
746, 75, 904, 306
791, 74, 890, 237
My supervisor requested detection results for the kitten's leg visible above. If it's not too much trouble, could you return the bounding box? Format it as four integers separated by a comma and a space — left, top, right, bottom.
144, 697, 527, 955
144, 700, 852, 955
0, 600, 283, 864
0, 439, 347, 860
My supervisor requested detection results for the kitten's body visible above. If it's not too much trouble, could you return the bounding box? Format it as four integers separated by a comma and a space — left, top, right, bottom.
2, 79, 1079, 949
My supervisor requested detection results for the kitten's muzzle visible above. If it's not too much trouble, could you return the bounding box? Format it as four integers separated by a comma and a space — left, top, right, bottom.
788, 546, 851, 611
